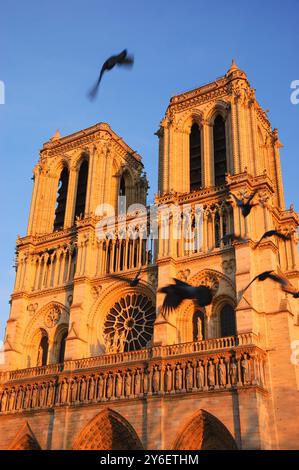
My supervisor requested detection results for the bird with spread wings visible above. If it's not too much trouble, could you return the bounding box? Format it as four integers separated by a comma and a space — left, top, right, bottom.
88, 49, 134, 99
158, 279, 214, 320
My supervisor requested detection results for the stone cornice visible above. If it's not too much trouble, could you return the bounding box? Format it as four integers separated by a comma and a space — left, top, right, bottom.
40, 122, 143, 166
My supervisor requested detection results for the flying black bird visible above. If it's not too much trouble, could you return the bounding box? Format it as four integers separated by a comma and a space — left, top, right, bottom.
255, 230, 291, 248
110, 267, 142, 287
88, 49, 134, 99
220, 233, 245, 245
237, 270, 289, 305
158, 279, 214, 319
230, 190, 258, 218
280, 278, 299, 298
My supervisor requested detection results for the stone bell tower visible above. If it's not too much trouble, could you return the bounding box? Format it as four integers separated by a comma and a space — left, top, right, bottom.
3, 122, 148, 370
154, 61, 299, 448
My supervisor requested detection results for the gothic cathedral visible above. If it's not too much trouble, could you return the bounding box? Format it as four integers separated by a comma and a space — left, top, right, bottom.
0, 62, 298, 450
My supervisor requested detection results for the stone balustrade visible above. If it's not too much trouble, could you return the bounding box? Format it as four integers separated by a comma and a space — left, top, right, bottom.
0, 343, 266, 414
0, 332, 260, 382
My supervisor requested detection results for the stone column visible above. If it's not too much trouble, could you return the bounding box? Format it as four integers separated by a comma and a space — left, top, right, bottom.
64, 168, 78, 228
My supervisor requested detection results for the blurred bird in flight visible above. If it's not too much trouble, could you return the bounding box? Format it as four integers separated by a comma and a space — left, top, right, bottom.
88, 49, 134, 99
230, 190, 258, 218
158, 279, 214, 320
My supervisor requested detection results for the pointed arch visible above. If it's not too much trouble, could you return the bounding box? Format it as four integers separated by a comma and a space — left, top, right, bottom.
172, 409, 237, 450
74, 158, 89, 221
72, 408, 143, 450
213, 115, 227, 186
189, 123, 202, 191
118, 168, 134, 209
54, 165, 69, 231
9, 422, 41, 450
220, 303, 236, 337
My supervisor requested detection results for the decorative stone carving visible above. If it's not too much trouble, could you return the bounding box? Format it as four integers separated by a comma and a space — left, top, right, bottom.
134, 370, 141, 395
175, 364, 183, 391
241, 354, 250, 384
222, 259, 236, 276
165, 365, 172, 392
229, 357, 238, 385
176, 269, 191, 282
152, 366, 160, 393
208, 360, 215, 387
218, 358, 227, 387
97, 375, 104, 399
27, 303, 38, 315
44, 305, 61, 328
115, 373, 123, 398
124, 372, 132, 397
196, 361, 204, 389
103, 294, 156, 352
186, 363, 193, 390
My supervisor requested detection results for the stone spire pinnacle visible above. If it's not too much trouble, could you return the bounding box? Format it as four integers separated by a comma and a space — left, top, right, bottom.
50, 130, 61, 141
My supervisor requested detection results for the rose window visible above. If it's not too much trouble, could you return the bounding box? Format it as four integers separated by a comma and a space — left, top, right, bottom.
104, 294, 156, 352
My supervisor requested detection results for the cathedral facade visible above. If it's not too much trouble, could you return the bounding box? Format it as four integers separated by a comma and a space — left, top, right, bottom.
0, 62, 299, 450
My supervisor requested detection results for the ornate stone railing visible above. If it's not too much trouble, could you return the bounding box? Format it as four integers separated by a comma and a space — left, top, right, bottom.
0, 340, 267, 414
0, 333, 260, 382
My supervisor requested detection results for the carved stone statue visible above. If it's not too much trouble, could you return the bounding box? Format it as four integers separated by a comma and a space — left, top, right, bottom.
218, 358, 227, 387
47, 382, 55, 406
241, 354, 250, 383
1, 390, 8, 412
196, 361, 204, 389
134, 370, 141, 395
125, 372, 132, 397
8, 388, 16, 411
118, 330, 127, 353
88, 376, 95, 400
152, 366, 160, 393
36, 344, 44, 367
143, 368, 149, 393
24, 386, 31, 409
229, 358, 238, 385
16, 387, 23, 410
115, 373, 123, 398
104, 331, 114, 353
97, 375, 104, 399
106, 374, 113, 398
61, 380, 68, 403
175, 364, 183, 391
31, 385, 39, 408
186, 363, 193, 390
70, 379, 78, 402
208, 360, 215, 387
112, 329, 120, 353
197, 317, 203, 341
165, 365, 172, 392
80, 378, 86, 401
39, 383, 47, 407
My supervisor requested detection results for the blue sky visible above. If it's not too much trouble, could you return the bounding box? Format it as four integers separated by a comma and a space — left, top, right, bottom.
0, 0, 298, 340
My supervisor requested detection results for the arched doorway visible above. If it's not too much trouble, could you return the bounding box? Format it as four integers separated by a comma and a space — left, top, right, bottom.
73, 409, 143, 450
173, 409, 238, 450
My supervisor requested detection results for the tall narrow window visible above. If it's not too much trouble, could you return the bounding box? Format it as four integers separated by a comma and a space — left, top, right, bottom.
74, 160, 89, 220
189, 123, 202, 191
54, 167, 69, 231
220, 304, 236, 337
58, 331, 68, 363
213, 115, 227, 186
36, 334, 49, 366
119, 175, 126, 196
